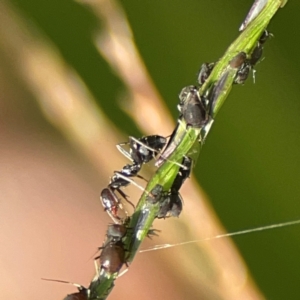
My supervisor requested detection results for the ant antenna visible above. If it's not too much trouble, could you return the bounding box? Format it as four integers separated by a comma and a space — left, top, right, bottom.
41, 278, 84, 290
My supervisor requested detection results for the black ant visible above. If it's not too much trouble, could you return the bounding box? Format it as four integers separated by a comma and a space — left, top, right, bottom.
101, 135, 168, 223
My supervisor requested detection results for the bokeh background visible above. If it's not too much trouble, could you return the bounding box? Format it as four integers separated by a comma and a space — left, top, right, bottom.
1, 0, 300, 299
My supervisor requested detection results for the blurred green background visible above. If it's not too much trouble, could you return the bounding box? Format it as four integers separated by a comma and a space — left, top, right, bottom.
6, 0, 300, 299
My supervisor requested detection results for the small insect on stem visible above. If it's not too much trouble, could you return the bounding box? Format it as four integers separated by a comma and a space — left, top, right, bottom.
249, 29, 272, 66
153, 157, 192, 219
156, 97, 206, 167
156, 83, 212, 168
207, 52, 247, 117
156, 192, 183, 219
95, 241, 127, 275
146, 156, 192, 220
95, 223, 129, 278
104, 223, 128, 246
230, 51, 247, 69
158, 157, 192, 218
234, 30, 272, 85
178, 86, 209, 129
197, 62, 215, 87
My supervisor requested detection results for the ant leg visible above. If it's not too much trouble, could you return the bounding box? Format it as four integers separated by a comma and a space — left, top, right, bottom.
117, 266, 129, 278
147, 228, 161, 239
116, 143, 134, 162
114, 173, 151, 197
101, 188, 124, 224
135, 174, 148, 182
200, 117, 214, 142
156, 156, 187, 170
117, 188, 135, 211
106, 209, 124, 224
129, 135, 187, 169
93, 258, 100, 278
41, 278, 85, 291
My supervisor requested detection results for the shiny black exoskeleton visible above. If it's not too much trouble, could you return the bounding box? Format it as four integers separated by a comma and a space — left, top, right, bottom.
134, 135, 167, 164
171, 156, 192, 192
117, 135, 167, 165
109, 164, 144, 197
100, 188, 124, 223
155, 158, 191, 219
101, 164, 143, 223
108, 167, 139, 207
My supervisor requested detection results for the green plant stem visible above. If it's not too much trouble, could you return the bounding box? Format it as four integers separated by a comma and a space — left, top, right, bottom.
91, 0, 287, 298
201, 0, 286, 117
126, 120, 201, 260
